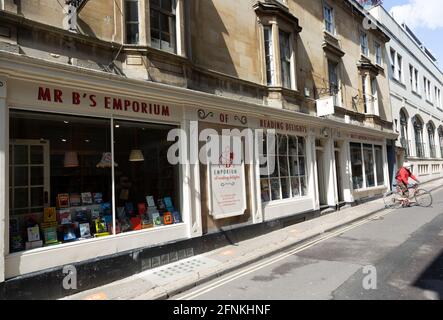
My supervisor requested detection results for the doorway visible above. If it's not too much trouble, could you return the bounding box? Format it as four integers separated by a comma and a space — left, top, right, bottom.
316, 140, 328, 207
334, 148, 344, 203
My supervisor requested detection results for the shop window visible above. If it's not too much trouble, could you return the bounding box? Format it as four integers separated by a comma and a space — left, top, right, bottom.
363, 144, 375, 188
350, 142, 364, 189
260, 134, 307, 203
8, 111, 181, 254
150, 0, 177, 53
9, 111, 113, 253
113, 120, 179, 234
125, 0, 140, 44
350, 142, 385, 190
374, 145, 384, 186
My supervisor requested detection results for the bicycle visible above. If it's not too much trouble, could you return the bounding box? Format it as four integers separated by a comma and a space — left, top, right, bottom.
383, 183, 433, 209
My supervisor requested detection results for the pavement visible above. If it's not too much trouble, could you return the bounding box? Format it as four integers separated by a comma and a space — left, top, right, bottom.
63, 179, 443, 300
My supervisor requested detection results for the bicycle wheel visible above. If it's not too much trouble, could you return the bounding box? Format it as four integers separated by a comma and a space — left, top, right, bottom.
415, 189, 433, 207
383, 191, 402, 209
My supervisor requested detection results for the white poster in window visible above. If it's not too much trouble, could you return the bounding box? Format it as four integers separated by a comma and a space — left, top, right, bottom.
208, 145, 247, 220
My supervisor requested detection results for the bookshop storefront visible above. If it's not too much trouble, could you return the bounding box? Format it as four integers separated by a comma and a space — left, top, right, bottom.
2, 78, 191, 279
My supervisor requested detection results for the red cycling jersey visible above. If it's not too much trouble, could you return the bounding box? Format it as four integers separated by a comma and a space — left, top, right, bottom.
396, 167, 418, 185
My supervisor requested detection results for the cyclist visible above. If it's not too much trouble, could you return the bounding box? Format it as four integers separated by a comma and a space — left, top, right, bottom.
395, 162, 419, 203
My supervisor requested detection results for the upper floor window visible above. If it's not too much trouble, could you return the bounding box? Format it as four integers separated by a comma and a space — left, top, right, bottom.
435, 86, 442, 108
150, 0, 177, 53
125, 0, 140, 44
360, 31, 369, 57
390, 48, 403, 83
264, 26, 275, 86
279, 30, 292, 89
409, 65, 419, 93
374, 41, 382, 65
324, 4, 335, 34
424, 77, 432, 102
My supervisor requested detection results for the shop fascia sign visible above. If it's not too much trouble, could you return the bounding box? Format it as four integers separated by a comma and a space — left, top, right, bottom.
207, 136, 247, 220
259, 119, 308, 134
6, 79, 177, 120
349, 133, 384, 143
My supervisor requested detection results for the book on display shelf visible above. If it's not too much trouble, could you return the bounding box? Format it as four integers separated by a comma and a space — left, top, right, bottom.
95, 219, 108, 234
59, 209, 72, 225
62, 224, 77, 242
81, 192, 93, 205
70, 193, 82, 206
152, 212, 162, 227
79, 223, 92, 238
146, 195, 156, 207
93, 192, 103, 204
163, 212, 173, 225
43, 226, 59, 245
125, 202, 135, 216
43, 207, 57, 223
91, 208, 101, 220
163, 197, 174, 210
27, 225, 40, 242
138, 203, 147, 215
172, 211, 181, 224
57, 194, 70, 208
130, 217, 142, 231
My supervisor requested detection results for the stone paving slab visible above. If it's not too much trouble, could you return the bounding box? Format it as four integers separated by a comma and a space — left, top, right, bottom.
63, 179, 443, 300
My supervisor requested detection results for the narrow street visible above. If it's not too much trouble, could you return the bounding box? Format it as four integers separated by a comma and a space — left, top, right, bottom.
174, 188, 443, 300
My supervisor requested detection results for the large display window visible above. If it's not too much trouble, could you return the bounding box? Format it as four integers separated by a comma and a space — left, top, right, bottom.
8, 110, 181, 253
260, 133, 307, 203
350, 142, 385, 190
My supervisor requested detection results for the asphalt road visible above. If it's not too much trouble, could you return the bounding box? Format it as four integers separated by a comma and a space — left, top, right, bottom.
174, 187, 443, 300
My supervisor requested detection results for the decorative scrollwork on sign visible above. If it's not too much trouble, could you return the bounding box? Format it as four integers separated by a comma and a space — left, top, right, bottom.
0, 81, 4, 87
234, 115, 248, 125
197, 109, 214, 120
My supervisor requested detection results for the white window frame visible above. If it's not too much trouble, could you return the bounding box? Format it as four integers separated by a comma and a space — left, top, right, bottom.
374, 41, 382, 66
124, 0, 141, 45
360, 31, 369, 57
263, 25, 276, 86
324, 3, 335, 35
350, 142, 385, 191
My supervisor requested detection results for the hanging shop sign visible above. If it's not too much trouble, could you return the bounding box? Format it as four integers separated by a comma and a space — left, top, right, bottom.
7, 79, 182, 121
208, 144, 247, 219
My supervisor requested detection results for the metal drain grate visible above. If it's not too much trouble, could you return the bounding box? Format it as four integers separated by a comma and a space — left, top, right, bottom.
141, 256, 220, 285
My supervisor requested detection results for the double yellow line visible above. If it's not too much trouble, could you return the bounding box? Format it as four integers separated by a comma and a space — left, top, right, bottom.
176, 208, 394, 300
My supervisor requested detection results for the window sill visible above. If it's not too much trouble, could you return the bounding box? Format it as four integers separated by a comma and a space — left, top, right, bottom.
411, 91, 422, 99
426, 99, 434, 106
262, 195, 311, 207
122, 45, 188, 62
391, 77, 406, 88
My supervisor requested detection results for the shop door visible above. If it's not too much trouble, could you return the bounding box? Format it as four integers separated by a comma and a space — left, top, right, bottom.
335, 150, 344, 203
316, 149, 328, 207
9, 140, 50, 216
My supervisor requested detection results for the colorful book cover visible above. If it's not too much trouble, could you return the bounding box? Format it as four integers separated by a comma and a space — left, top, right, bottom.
172, 211, 181, 224
57, 194, 70, 208
101, 202, 111, 215
93, 192, 103, 204
59, 209, 72, 225
27, 225, 40, 242
146, 195, 156, 207
152, 212, 162, 226
163, 212, 173, 225
95, 219, 107, 234
63, 225, 77, 241
91, 208, 101, 220
69, 193, 81, 206
43, 227, 58, 245
130, 217, 142, 231
81, 192, 93, 205
43, 207, 57, 223
79, 223, 91, 238
163, 197, 174, 209
137, 203, 147, 215
156, 199, 166, 211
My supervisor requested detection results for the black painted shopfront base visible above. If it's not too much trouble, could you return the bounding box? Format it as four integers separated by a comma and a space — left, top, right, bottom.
0, 211, 318, 300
